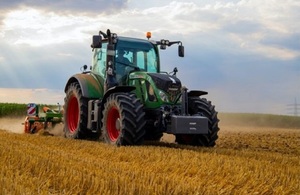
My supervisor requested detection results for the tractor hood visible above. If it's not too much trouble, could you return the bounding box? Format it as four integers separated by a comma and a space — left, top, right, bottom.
148, 73, 181, 91
148, 73, 182, 102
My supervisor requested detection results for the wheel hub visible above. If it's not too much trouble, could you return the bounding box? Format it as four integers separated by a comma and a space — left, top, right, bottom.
115, 118, 121, 131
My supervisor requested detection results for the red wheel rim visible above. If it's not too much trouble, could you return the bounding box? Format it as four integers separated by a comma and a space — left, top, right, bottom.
107, 106, 120, 142
67, 95, 79, 133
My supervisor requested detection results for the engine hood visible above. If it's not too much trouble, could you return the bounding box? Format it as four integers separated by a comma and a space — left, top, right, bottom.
148, 73, 181, 90
148, 73, 182, 102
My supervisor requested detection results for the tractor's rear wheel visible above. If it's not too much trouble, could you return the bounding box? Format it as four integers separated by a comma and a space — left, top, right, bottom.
64, 83, 88, 139
175, 97, 219, 147
101, 93, 146, 146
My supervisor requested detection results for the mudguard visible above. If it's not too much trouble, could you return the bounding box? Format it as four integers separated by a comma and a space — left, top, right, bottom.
65, 73, 104, 99
96, 86, 136, 121
101, 86, 135, 106
188, 90, 208, 97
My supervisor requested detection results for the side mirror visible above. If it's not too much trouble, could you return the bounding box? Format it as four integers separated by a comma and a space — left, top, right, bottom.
178, 45, 184, 57
91, 35, 102, 48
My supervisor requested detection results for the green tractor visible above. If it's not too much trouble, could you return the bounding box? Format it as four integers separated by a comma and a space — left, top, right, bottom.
63, 29, 219, 146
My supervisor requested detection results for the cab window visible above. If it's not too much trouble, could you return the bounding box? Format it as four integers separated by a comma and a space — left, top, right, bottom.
92, 42, 107, 77
136, 49, 157, 72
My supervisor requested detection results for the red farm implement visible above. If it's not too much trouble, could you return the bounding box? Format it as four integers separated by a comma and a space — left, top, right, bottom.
23, 103, 63, 134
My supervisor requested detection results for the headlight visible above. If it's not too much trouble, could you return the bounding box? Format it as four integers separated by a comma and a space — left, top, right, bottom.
159, 90, 169, 102
146, 82, 157, 102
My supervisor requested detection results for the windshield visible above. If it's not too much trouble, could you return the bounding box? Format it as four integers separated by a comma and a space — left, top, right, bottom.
115, 38, 159, 73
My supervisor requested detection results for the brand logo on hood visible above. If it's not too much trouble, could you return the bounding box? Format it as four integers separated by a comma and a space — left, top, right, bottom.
169, 77, 176, 84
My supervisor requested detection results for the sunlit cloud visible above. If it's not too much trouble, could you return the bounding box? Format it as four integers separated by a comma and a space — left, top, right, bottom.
0, 0, 128, 14
2, 8, 97, 46
57, 53, 74, 57
229, 32, 300, 60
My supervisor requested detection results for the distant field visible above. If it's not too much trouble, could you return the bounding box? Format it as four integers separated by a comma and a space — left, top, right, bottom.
0, 103, 59, 117
219, 113, 300, 129
0, 125, 299, 194
1, 102, 300, 128
0, 103, 27, 117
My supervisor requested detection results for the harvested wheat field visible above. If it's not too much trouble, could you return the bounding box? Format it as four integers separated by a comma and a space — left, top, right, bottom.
0, 123, 299, 194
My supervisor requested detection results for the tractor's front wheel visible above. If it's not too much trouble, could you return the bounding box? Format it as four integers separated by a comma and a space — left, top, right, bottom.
101, 93, 146, 146
64, 83, 88, 139
175, 97, 220, 147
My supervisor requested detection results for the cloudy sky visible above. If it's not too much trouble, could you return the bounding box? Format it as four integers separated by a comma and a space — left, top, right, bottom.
0, 0, 299, 115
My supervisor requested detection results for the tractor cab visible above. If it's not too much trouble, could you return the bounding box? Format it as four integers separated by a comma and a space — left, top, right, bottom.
92, 36, 160, 86
91, 30, 184, 91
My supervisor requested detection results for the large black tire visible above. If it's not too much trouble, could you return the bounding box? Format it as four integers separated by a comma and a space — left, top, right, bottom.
101, 93, 146, 146
63, 83, 88, 139
175, 97, 220, 147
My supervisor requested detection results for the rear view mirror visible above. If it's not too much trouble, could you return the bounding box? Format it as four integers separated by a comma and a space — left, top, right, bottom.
178, 45, 184, 57
91, 35, 102, 48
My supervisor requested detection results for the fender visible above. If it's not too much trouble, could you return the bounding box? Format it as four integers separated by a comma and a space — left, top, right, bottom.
181, 89, 207, 115
96, 86, 136, 123
65, 73, 104, 99
188, 90, 208, 97
100, 86, 136, 107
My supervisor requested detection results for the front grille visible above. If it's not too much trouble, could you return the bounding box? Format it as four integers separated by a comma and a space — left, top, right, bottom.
148, 73, 181, 102
168, 87, 181, 102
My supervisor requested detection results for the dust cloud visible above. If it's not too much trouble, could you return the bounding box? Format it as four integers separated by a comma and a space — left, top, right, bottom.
0, 117, 64, 137
48, 123, 64, 137
0, 117, 24, 134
